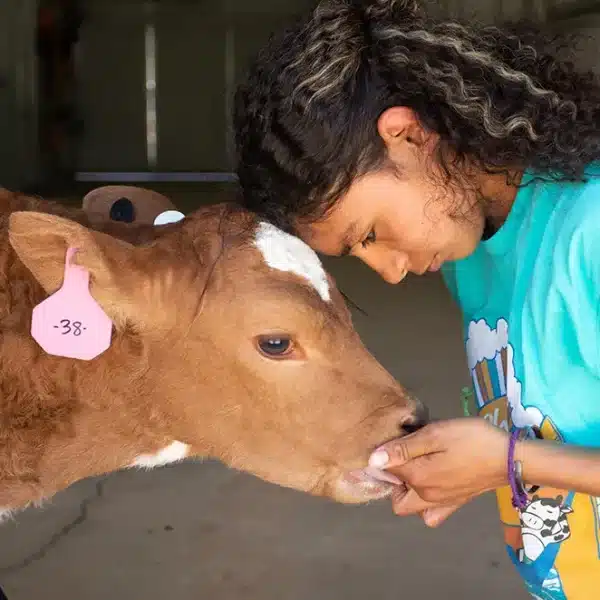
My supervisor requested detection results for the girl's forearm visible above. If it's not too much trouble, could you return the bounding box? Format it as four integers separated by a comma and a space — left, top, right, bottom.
517, 438, 600, 496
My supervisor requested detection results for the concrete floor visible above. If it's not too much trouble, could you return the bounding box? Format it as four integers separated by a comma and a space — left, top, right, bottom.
0, 186, 530, 599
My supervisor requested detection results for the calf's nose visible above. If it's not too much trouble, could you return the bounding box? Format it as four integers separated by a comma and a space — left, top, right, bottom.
399, 401, 429, 435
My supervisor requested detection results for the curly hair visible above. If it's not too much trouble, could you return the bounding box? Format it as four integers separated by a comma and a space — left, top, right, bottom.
233, 0, 600, 232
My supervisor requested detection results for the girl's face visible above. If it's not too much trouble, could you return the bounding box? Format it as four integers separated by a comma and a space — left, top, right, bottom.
298, 107, 517, 283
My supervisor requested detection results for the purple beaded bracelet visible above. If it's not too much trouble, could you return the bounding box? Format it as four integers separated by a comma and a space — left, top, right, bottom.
508, 428, 528, 509
508, 426, 542, 510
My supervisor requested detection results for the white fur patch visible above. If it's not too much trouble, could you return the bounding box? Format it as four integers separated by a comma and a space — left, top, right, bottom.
0, 508, 15, 524
254, 222, 330, 302
131, 441, 189, 469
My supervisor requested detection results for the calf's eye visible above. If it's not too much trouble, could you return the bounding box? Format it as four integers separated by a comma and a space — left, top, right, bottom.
257, 335, 294, 358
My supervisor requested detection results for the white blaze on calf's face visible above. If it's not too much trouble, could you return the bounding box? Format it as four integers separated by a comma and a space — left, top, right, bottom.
253, 222, 331, 302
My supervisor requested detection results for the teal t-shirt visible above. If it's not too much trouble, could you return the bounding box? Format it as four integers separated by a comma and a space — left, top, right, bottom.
441, 166, 600, 600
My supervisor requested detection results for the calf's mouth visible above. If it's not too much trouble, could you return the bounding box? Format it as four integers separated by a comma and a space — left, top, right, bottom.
336, 466, 405, 503
335, 405, 428, 503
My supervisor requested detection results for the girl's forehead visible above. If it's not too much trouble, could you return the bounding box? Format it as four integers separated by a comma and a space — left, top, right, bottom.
299, 207, 368, 257
297, 172, 406, 254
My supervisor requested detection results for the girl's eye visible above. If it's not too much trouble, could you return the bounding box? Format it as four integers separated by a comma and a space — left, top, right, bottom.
362, 229, 376, 248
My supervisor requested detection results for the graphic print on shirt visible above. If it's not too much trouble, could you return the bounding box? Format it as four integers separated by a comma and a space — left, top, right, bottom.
465, 318, 584, 599
517, 496, 574, 600
519, 495, 573, 564
465, 318, 549, 432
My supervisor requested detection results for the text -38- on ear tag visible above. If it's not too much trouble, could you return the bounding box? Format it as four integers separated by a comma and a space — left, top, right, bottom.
31, 247, 113, 360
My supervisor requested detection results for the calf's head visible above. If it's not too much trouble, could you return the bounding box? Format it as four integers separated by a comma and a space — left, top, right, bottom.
8, 203, 426, 504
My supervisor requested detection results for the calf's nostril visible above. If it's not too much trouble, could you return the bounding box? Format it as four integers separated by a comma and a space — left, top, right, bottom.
400, 403, 429, 435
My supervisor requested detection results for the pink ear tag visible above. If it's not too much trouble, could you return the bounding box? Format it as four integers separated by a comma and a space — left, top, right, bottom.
31, 247, 113, 360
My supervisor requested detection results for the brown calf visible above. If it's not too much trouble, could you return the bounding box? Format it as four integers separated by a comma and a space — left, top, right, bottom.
0, 188, 425, 520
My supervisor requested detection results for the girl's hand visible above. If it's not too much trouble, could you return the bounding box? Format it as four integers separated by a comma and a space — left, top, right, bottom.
370, 418, 509, 514
394, 489, 473, 527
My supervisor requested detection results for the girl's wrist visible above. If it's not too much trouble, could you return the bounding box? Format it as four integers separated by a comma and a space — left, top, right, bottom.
514, 436, 569, 491
508, 429, 537, 508
508, 429, 600, 499
514, 437, 537, 484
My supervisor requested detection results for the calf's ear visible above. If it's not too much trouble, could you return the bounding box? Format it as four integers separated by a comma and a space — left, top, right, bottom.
8, 211, 145, 327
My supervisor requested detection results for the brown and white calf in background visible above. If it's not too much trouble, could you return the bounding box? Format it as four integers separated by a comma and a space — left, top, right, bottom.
0, 187, 426, 521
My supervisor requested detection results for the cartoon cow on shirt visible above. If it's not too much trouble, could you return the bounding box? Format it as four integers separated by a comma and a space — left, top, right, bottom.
518, 495, 573, 563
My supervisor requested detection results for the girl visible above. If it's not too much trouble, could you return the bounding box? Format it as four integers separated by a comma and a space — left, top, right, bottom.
233, 1, 600, 598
